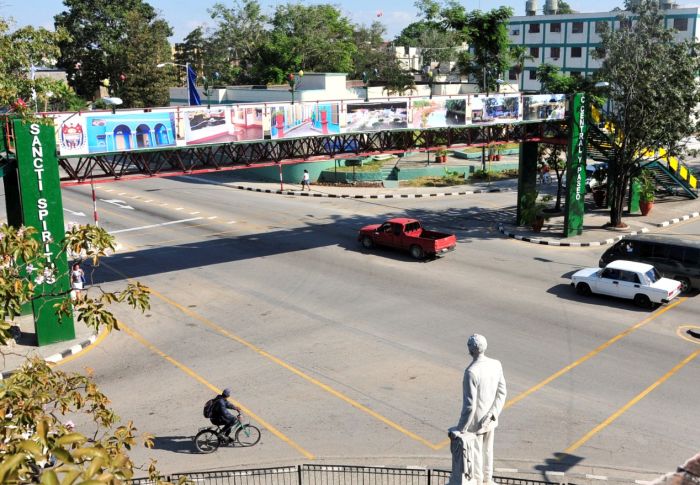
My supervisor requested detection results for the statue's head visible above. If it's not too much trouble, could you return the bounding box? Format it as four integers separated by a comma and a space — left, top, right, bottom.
467, 334, 487, 357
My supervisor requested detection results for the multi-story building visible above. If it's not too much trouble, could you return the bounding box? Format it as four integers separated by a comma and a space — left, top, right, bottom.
507, 0, 700, 92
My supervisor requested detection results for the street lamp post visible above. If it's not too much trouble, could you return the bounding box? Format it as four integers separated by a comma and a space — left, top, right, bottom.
287, 70, 304, 105
157, 61, 192, 105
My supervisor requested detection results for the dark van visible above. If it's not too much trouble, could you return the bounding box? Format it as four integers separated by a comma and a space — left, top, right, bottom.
599, 235, 700, 292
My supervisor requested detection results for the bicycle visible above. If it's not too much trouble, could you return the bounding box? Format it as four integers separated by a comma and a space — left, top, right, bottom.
194, 414, 261, 453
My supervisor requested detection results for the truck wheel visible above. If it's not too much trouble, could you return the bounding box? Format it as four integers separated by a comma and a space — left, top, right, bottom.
576, 283, 591, 296
409, 245, 424, 260
361, 236, 373, 249
633, 294, 653, 309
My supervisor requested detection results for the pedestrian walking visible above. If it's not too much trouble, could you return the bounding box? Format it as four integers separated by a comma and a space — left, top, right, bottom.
301, 169, 311, 191
70, 262, 85, 301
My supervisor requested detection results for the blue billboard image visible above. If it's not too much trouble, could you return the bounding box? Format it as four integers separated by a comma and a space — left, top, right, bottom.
85, 111, 177, 153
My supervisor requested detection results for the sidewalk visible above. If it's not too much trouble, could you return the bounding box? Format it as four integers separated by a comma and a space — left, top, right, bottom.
0, 313, 99, 379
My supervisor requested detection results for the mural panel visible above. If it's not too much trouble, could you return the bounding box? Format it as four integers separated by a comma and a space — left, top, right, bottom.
345, 101, 408, 132
409, 97, 468, 128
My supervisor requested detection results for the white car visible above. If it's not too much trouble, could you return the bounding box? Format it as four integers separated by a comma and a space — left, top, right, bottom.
571, 260, 682, 308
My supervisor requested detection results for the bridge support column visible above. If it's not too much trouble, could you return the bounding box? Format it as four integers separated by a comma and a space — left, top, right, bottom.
517, 141, 539, 225
564, 92, 588, 237
13, 120, 75, 346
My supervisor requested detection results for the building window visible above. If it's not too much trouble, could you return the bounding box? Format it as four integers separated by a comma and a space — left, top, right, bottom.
511, 28, 520, 35
595, 21, 607, 33
529, 23, 540, 33
550, 47, 561, 59
530, 46, 539, 57
571, 46, 582, 57
550, 22, 562, 33
508, 69, 517, 80
570, 71, 582, 78
529, 70, 537, 80
674, 18, 689, 31
619, 18, 632, 30
572, 21, 584, 33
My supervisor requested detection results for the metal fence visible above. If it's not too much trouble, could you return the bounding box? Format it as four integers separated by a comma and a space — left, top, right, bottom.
129, 464, 566, 485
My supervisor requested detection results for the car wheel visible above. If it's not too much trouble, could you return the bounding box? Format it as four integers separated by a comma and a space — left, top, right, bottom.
409, 245, 424, 260
576, 283, 592, 296
676, 277, 691, 294
361, 236, 373, 249
633, 294, 653, 309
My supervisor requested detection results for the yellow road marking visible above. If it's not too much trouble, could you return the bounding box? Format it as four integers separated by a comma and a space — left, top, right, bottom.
118, 320, 315, 459
101, 261, 440, 450
436, 297, 686, 449
677, 325, 700, 345
54, 329, 109, 367
564, 348, 700, 453
147, 287, 442, 450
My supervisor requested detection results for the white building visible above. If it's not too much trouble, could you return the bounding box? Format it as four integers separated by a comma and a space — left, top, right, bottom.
507, 0, 700, 91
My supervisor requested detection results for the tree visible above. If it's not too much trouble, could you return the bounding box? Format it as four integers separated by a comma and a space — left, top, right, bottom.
593, 0, 700, 227
0, 18, 72, 109
207, 1, 269, 84
174, 27, 208, 84
250, 4, 356, 84
509, 45, 534, 89
55, 0, 173, 107
443, 6, 514, 92
0, 219, 168, 483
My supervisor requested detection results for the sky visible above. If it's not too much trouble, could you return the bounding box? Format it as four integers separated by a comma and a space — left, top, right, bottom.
3, 0, 696, 42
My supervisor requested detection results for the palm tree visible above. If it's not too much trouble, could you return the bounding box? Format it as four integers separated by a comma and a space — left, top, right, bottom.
509, 45, 534, 91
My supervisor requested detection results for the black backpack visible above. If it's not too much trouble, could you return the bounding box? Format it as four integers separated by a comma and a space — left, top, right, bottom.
203, 398, 216, 418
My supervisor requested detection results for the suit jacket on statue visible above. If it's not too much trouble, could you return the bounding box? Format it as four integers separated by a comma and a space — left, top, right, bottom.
456, 355, 507, 434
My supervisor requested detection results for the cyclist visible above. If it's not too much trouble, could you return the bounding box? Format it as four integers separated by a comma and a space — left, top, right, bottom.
210, 388, 241, 442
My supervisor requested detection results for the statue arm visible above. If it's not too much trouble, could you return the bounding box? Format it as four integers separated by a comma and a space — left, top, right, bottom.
456, 370, 477, 432
490, 365, 507, 418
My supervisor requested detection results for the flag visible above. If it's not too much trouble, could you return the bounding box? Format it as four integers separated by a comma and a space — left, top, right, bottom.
187, 65, 201, 106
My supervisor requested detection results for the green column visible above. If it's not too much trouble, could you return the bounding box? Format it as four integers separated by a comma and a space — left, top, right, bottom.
13, 120, 75, 345
564, 92, 588, 237
629, 177, 640, 213
517, 141, 539, 225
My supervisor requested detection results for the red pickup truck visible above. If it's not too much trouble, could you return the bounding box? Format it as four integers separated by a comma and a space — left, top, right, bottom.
358, 218, 457, 259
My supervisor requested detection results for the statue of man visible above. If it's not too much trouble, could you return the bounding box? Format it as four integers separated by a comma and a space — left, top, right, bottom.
449, 334, 507, 485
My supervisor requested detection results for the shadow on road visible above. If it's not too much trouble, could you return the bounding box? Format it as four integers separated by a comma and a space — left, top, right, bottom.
534, 452, 584, 480
150, 435, 198, 454
86, 204, 514, 284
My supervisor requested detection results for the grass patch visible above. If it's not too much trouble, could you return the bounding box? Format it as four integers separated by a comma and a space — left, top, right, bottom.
469, 168, 518, 181
333, 156, 390, 172
460, 142, 520, 154
402, 170, 467, 187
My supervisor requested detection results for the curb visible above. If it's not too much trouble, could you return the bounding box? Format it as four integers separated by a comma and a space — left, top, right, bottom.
498, 224, 651, 247
498, 208, 700, 246
229, 184, 514, 198
0, 333, 98, 380
655, 211, 700, 227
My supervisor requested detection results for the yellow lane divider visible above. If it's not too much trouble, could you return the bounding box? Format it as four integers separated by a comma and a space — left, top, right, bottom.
564, 347, 700, 453
435, 298, 686, 449
119, 320, 315, 459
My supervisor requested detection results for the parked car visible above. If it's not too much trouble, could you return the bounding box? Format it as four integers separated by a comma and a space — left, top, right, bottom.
358, 218, 457, 259
571, 260, 682, 308
599, 235, 700, 293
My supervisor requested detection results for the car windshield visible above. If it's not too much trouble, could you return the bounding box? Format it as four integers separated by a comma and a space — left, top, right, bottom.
645, 267, 661, 283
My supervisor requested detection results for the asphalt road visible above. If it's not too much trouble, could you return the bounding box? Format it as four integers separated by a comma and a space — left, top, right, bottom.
49, 173, 700, 480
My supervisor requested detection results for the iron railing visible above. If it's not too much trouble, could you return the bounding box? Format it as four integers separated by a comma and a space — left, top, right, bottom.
129, 464, 569, 485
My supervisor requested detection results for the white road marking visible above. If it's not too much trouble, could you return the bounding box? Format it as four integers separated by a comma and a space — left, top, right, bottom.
110, 217, 203, 234
228, 221, 237, 224
208, 216, 218, 219
190, 211, 200, 215
64, 208, 86, 217
118, 192, 127, 196
104, 188, 114, 192
100, 199, 134, 210
175, 207, 184, 211
144, 199, 153, 203
586, 474, 608, 480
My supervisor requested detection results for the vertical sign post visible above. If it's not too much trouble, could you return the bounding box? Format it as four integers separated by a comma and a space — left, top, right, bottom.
13, 120, 75, 345
564, 93, 588, 237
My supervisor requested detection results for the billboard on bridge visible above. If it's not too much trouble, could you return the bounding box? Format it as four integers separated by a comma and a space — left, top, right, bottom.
344, 101, 408, 132
409, 97, 468, 129
267, 102, 341, 140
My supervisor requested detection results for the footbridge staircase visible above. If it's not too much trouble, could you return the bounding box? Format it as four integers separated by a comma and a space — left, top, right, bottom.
586, 120, 698, 199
